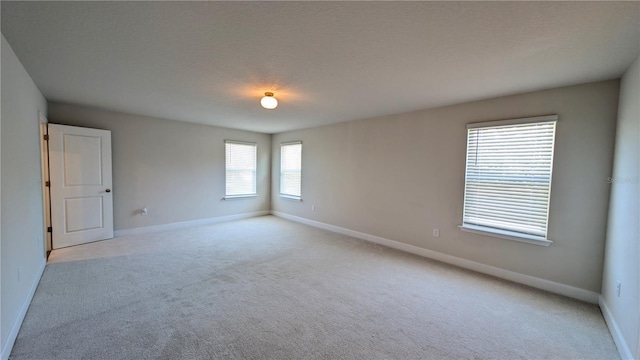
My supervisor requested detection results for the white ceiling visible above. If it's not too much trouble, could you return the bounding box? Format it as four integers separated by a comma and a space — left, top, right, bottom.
2, 1, 639, 134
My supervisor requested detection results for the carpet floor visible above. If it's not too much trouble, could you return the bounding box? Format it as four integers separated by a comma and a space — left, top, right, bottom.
10, 215, 618, 359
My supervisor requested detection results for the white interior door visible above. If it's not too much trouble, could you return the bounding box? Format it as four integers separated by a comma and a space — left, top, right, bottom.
48, 124, 113, 249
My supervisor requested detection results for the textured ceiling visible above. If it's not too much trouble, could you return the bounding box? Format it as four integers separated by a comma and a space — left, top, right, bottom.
2, 1, 639, 134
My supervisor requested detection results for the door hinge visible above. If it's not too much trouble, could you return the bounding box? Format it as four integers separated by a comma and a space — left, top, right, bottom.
45, 181, 50, 187
43, 134, 49, 141
47, 227, 52, 233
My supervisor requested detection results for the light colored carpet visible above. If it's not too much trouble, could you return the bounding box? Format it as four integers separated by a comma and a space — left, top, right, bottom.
11, 215, 618, 360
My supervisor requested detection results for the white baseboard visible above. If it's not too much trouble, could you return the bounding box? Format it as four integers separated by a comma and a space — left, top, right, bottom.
271, 211, 600, 304
599, 296, 635, 360
1, 260, 46, 360
114, 211, 270, 237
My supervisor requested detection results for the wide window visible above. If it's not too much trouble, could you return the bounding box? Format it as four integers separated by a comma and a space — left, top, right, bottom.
280, 142, 302, 198
225, 140, 257, 197
461, 115, 557, 245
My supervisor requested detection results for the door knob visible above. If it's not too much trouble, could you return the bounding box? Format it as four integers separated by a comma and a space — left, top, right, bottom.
105, 189, 111, 193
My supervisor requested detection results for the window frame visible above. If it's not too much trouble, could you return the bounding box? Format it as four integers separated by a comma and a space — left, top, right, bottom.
279, 141, 303, 200
224, 140, 257, 199
459, 115, 558, 246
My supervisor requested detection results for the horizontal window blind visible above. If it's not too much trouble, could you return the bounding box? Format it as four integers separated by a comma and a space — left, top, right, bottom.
463, 118, 556, 239
225, 141, 257, 196
280, 142, 302, 197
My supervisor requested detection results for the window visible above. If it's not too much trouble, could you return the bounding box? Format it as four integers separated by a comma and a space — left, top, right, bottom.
280, 142, 302, 199
461, 115, 557, 245
225, 140, 257, 197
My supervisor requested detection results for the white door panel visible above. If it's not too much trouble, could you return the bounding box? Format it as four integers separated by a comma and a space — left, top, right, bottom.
63, 134, 103, 186
64, 197, 104, 232
49, 124, 113, 249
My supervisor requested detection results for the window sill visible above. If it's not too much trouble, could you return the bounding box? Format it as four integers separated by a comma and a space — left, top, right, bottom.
458, 224, 552, 247
222, 195, 257, 200
279, 194, 302, 201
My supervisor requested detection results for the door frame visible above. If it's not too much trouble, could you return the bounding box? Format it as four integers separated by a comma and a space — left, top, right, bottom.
38, 112, 51, 255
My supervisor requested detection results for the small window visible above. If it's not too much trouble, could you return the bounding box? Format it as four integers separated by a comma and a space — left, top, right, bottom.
461, 115, 557, 244
225, 140, 257, 197
280, 142, 302, 199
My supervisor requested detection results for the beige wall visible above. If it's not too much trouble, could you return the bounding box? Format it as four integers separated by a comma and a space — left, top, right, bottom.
47, 103, 271, 232
602, 56, 639, 358
272, 80, 619, 293
1, 35, 48, 356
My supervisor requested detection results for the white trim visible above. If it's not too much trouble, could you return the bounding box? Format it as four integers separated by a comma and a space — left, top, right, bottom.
271, 211, 599, 304
224, 139, 257, 146
114, 211, 269, 237
459, 224, 553, 246
280, 141, 302, 146
599, 296, 634, 360
279, 194, 302, 201
1, 260, 46, 360
467, 114, 558, 129
222, 195, 258, 200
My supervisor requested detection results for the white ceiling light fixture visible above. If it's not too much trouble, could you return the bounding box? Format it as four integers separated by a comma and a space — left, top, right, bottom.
260, 92, 278, 110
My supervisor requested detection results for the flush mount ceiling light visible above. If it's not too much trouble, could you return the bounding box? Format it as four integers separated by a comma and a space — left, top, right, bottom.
260, 92, 278, 110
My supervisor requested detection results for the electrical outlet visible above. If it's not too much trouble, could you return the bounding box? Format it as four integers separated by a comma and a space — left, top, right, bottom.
141, 207, 148, 216
432, 228, 440, 237
616, 281, 621, 297
312, 205, 316, 212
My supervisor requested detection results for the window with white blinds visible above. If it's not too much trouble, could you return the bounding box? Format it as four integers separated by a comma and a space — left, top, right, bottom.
280, 142, 302, 198
225, 141, 257, 197
462, 115, 557, 242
